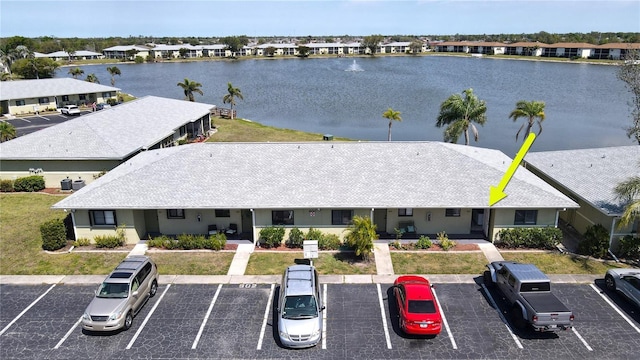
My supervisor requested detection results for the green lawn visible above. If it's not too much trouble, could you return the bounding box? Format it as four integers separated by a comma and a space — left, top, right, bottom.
0, 193, 126, 274
245, 252, 376, 275
391, 253, 488, 274
208, 117, 353, 142
501, 251, 631, 274
148, 252, 234, 275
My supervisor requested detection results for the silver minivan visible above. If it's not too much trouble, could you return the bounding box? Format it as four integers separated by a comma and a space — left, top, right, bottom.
82, 256, 159, 332
277, 264, 324, 348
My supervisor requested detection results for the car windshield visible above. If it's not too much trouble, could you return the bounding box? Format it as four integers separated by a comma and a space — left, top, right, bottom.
96, 282, 129, 299
283, 295, 318, 319
408, 300, 436, 314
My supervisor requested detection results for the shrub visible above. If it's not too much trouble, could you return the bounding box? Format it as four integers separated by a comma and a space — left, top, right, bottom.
286, 227, 304, 248
577, 224, 610, 258
617, 235, 640, 260
207, 233, 227, 251
13, 176, 45, 192
94, 234, 124, 248
0, 179, 14, 192
495, 227, 562, 249
134, 56, 144, 64
415, 235, 433, 249
437, 231, 456, 251
40, 218, 67, 251
73, 238, 90, 247
259, 226, 285, 248
177, 234, 207, 250
389, 240, 404, 250
305, 228, 324, 242
319, 234, 341, 250
147, 235, 175, 249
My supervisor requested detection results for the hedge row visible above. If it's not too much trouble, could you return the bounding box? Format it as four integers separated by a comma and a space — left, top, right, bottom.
259, 227, 342, 250
495, 227, 563, 250
147, 233, 227, 251
1, 176, 45, 192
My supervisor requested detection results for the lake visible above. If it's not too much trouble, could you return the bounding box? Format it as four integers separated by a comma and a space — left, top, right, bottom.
57, 56, 637, 156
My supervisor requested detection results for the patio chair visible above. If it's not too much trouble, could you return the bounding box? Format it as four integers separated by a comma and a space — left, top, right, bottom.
398, 221, 416, 235
226, 223, 238, 236
208, 224, 218, 235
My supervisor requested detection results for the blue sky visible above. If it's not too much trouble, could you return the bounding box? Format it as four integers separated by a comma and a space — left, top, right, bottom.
1, 0, 639, 38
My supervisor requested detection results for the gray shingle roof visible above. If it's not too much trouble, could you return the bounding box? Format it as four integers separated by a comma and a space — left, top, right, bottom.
525, 146, 640, 216
52, 142, 578, 210
0, 96, 215, 160
0, 78, 119, 101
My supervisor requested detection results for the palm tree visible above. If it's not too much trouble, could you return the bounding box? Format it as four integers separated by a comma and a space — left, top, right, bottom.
106, 66, 121, 86
222, 82, 243, 119
0, 121, 17, 142
343, 215, 378, 261
615, 173, 640, 233
68, 67, 84, 79
436, 88, 487, 145
382, 107, 402, 141
85, 73, 99, 83
177, 78, 204, 102
509, 100, 546, 141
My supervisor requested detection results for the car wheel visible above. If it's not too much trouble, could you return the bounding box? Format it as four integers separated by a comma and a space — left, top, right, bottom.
149, 280, 158, 297
483, 271, 494, 288
510, 306, 525, 330
605, 274, 616, 291
123, 311, 133, 331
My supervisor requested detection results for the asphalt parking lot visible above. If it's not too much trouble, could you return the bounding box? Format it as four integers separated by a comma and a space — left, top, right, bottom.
1, 281, 638, 360
4, 111, 90, 137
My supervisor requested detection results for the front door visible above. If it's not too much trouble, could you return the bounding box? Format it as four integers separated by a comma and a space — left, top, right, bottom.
373, 209, 387, 233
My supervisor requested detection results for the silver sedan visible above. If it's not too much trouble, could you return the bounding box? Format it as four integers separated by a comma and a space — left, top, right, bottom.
605, 268, 640, 308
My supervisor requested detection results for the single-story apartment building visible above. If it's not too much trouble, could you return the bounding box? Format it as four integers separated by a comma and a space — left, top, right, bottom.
0, 78, 120, 116
51, 142, 578, 245
524, 146, 640, 251
0, 96, 216, 187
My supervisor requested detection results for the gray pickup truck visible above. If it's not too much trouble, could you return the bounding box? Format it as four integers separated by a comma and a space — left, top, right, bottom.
484, 261, 574, 332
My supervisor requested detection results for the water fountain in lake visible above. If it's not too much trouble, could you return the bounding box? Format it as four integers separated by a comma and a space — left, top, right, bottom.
345, 59, 363, 72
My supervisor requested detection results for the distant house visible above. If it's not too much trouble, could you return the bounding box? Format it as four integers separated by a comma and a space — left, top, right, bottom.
102, 45, 151, 60
37, 50, 103, 61
0, 78, 119, 116
150, 44, 202, 59
525, 146, 640, 251
51, 142, 577, 244
0, 96, 216, 187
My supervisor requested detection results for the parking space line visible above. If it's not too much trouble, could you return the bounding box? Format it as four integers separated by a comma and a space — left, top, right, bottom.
571, 327, 593, 351
0, 284, 56, 336
431, 287, 458, 349
54, 316, 82, 349
322, 283, 327, 350
589, 283, 640, 334
480, 283, 524, 349
256, 283, 275, 350
192, 284, 223, 349
376, 283, 392, 349
126, 284, 171, 350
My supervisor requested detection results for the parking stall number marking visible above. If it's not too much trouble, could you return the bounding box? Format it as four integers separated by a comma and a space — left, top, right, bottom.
239, 283, 257, 289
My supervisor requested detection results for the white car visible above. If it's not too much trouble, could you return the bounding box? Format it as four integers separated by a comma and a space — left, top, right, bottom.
60, 105, 81, 115
605, 268, 640, 307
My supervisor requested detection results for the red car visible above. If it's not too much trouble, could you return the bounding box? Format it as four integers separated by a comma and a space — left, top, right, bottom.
393, 275, 443, 336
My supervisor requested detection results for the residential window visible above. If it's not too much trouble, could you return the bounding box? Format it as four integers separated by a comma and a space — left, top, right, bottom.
514, 210, 537, 225
61, 95, 69, 102
215, 209, 230, 218
102, 92, 112, 98
332, 210, 353, 225
167, 209, 185, 219
38, 97, 49, 104
15, 99, 25, 106
79, 94, 87, 100
445, 208, 461, 217
179, 125, 187, 136
272, 210, 294, 225
398, 208, 413, 217
90, 210, 117, 226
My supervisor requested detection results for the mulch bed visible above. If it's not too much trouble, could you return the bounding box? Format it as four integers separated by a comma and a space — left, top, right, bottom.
389, 243, 480, 251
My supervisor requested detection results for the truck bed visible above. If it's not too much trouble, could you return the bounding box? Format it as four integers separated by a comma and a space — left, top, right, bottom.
522, 292, 571, 313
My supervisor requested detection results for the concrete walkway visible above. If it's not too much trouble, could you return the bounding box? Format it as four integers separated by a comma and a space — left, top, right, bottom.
477, 242, 504, 262
226, 244, 254, 276
373, 243, 394, 275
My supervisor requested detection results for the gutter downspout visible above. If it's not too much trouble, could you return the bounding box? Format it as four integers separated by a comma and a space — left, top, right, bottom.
609, 217, 620, 262
70, 210, 78, 241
